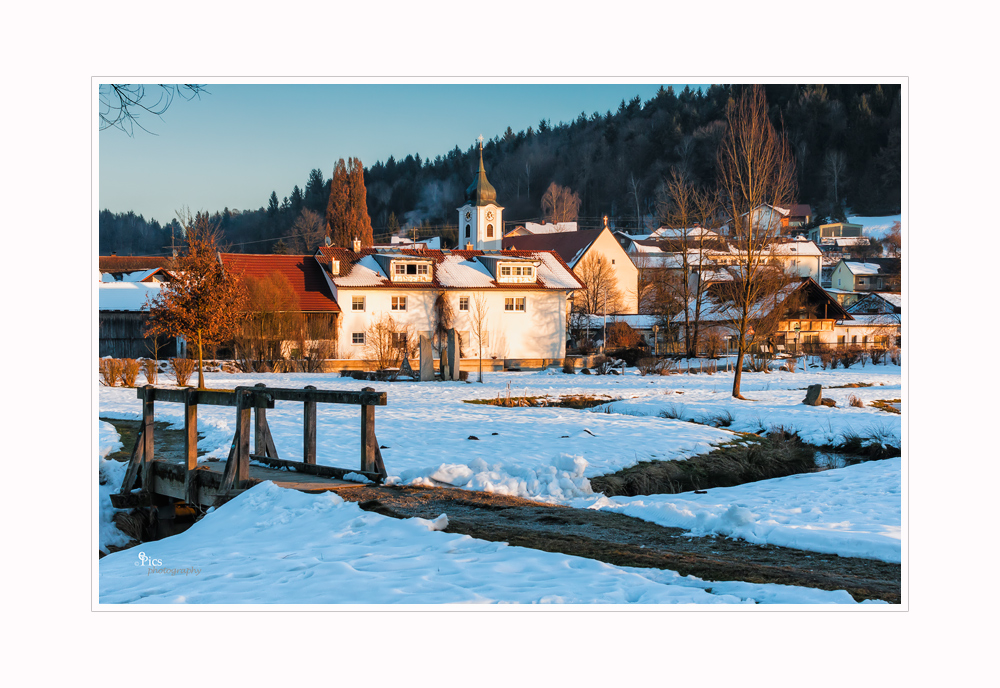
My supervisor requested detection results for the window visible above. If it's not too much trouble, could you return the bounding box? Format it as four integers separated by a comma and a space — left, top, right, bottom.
465, 225, 471, 238
395, 263, 405, 276
459, 296, 469, 311
392, 332, 407, 348
391, 296, 407, 311
417, 264, 429, 275
352, 296, 365, 311
352, 332, 365, 345
501, 266, 511, 276
505, 297, 526, 312
486, 224, 494, 238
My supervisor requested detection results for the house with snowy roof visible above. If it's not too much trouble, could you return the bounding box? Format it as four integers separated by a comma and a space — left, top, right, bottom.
303, 142, 583, 363
671, 278, 852, 354
98, 276, 180, 359
504, 221, 578, 237
502, 224, 637, 314
829, 258, 901, 293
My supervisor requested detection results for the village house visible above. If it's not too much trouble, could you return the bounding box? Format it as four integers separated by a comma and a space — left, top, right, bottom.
310, 142, 583, 365
504, 221, 578, 237
828, 258, 901, 293
98, 269, 180, 359
808, 221, 864, 245
671, 277, 852, 355
503, 223, 638, 314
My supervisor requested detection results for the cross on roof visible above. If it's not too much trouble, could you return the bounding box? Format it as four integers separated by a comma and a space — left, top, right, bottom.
478, 134, 483, 148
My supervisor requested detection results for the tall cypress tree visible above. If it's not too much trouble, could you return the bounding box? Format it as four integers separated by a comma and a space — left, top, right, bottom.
326, 159, 350, 247
348, 157, 374, 247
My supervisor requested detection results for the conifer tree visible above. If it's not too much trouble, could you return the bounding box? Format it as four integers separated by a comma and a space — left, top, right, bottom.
326, 157, 374, 248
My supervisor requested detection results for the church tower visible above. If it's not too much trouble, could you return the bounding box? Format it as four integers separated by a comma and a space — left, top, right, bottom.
457, 137, 503, 251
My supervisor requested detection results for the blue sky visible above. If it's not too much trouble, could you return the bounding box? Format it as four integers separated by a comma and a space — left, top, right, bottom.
99, 83, 709, 225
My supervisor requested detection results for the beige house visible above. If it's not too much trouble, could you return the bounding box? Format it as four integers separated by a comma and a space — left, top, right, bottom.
829, 258, 901, 292
503, 225, 638, 314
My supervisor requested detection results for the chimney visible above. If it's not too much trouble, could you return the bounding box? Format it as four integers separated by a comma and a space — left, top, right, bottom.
352, 237, 361, 252
111, 251, 117, 257
330, 258, 340, 276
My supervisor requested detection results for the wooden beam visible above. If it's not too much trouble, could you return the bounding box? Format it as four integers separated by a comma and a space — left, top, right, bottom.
248, 454, 382, 483
184, 387, 199, 504
253, 384, 268, 459
141, 385, 155, 492
118, 422, 146, 494
360, 387, 378, 474
303, 384, 317, 465
135, 386, 275, 408
236, 390, 251, 488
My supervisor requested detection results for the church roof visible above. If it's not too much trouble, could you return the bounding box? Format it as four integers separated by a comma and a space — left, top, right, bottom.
464, 144, 497, 206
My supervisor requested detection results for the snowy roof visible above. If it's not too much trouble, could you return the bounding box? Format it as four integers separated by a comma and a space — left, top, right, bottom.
766, 241, 822, 257
384, 236, 443, 250
648, 226, 720, 239
835, 314, 901, 327
99, 281, 162, 311
522, 221, 578, 234
844, 262, 882, 275
100, 268, 171, 283
316, 247, 583, 291
502, 228, 604, 268
580, 314, 662, 329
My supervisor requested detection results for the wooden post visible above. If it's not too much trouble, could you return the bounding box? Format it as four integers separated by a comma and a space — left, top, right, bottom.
236, 389, 251, 488
183, 387, 199, 506
303, 385, 317, 465
360, 386, 377, 474
254, 383, 268, 458
141, 385, 155, 492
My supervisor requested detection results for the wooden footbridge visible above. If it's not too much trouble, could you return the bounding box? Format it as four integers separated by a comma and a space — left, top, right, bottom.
110, 384, 388, 514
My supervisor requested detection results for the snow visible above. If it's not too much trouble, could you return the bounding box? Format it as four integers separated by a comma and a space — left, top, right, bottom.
98, 281, 161, 311
575, 458, 901, 563
99, 362, 902, 602
98, 481, 862, 604
98, 421, 133, 553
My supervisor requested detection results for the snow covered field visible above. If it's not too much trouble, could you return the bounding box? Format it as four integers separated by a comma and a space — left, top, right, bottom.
98, 361, 903, 603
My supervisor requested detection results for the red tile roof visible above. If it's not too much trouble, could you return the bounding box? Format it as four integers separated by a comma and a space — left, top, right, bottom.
99, 256, 173, 272
219, 254, 341, 312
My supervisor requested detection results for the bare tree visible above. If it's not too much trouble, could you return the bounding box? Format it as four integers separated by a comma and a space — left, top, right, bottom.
656, 169, 720, 357
469, 292, 490, 382
233, 272, 302, 372
823, 149, 849, 210
285, 208, 326, 253
365, 313, 415, 373
100, 84, 208, 137
717, 85, 797, 398
541, 182, 582, 223
572, 253, 625, 317
884, 221, 901, 257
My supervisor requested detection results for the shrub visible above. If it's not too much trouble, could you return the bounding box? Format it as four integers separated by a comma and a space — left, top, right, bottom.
141, 359, 157, 385
704, 410, 735, 427
785, 356, 797, 373
636, 357, 663, 376
702, 330, 725, 359
593, 354, 613, 375
562, 358, 576, 374
837, 346, 863, 369
99, 358, 122, 387
605, 321, 642, 350
171, 357, 196, 387
848, 394, 865, 408
888, 346, 901, 366
120, 359, 140, 387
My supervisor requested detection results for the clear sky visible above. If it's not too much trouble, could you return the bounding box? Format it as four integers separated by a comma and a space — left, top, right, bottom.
99, 83, 709, 225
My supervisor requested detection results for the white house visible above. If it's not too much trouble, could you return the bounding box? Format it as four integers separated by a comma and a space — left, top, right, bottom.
313, 141, 583, 362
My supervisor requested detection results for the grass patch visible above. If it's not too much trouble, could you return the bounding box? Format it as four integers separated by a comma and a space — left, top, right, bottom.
590, 430, 816, 497
464, 394, 618, 409
828, 382, 875, 389
870, 399, 901, 414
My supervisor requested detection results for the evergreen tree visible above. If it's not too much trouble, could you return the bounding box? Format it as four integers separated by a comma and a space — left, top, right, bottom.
348, 157, 374, 247
387, 211, 400, 236
267, 191, 279, 218
326, 159, 350, 246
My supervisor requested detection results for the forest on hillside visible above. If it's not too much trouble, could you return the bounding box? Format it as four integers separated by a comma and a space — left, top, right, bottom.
100, 84, 901, 256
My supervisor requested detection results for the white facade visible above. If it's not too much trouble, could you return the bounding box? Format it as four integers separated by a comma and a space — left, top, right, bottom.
337, 287, 568, 360
457, 201, 503, 251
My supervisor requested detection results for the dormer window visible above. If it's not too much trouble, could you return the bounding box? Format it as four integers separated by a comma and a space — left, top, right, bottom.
390, 259, 432, 282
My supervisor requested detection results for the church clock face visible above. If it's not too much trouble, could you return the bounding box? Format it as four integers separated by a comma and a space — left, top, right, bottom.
465, 210, 472, 221
486, 210, 495, 221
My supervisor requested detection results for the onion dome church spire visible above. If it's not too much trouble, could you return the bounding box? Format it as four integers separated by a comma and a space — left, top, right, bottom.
465, 136, 497, 206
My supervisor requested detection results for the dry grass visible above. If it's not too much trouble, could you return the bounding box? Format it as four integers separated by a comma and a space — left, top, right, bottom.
120, 358, 140, 387
99, 358, 123, 387
848, 394, 865, 408
171, 357, 196, 386
141, 359, 157, 385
